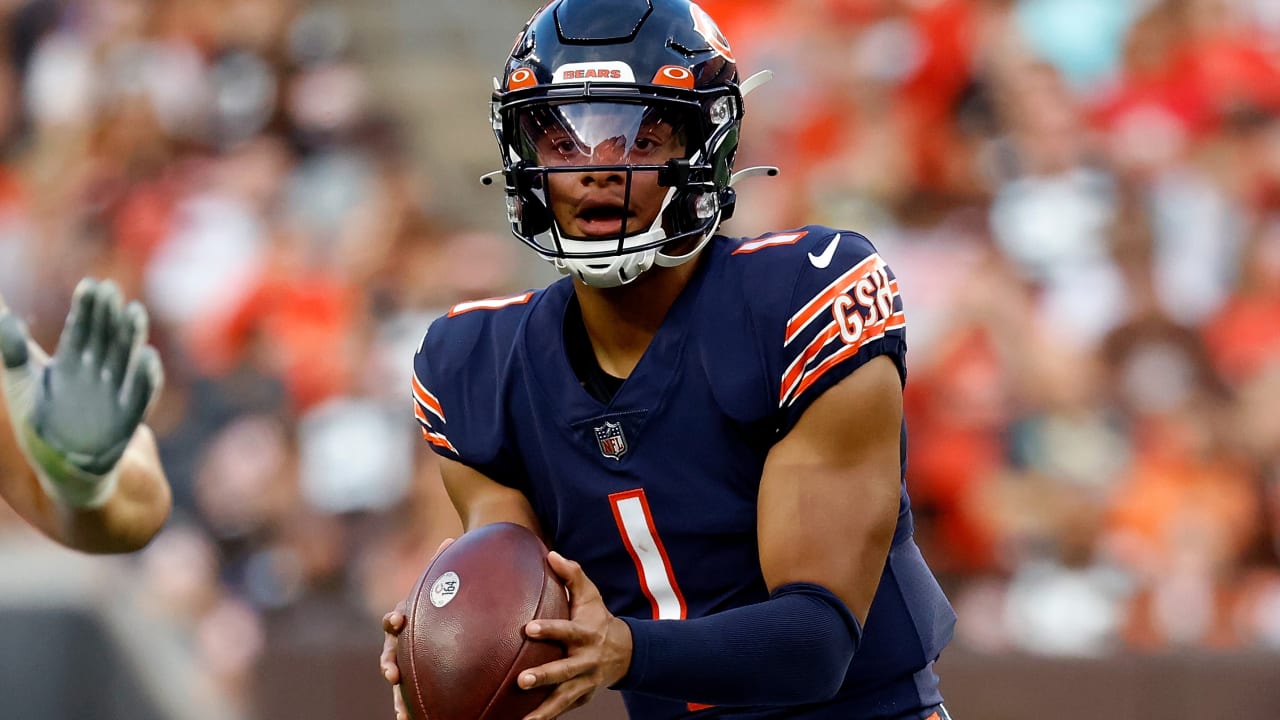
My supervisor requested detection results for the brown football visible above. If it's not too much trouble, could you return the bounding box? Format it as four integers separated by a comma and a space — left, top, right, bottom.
397, 522, 570, 720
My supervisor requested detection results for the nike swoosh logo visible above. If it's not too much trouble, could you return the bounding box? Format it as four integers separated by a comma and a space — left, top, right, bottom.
808, 233, 841, 269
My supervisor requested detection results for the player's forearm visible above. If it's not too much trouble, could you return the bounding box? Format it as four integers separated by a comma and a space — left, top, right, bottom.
458, 497, 543, 537
439, 456, 543, 536
48, 426, 170, 554
614, 582, 861, 706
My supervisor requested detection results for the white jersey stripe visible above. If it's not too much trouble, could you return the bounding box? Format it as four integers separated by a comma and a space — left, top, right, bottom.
732, 231, 807, 255
447, 292, 534, 317
613, 495, 685, 619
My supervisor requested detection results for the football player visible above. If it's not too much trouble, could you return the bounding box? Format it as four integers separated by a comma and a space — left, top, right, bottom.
382, 1, 956, 718
0, 279, 169, 554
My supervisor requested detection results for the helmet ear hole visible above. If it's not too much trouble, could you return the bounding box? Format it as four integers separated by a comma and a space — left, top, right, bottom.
662, 189, 718, 238
515, 190, 553, 237
718, 187, 737, 222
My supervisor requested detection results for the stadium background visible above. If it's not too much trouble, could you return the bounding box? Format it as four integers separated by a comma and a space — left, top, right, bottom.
2, 0, 1280, 718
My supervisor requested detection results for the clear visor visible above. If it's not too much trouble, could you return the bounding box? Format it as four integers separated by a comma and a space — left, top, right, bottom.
515, 101, 696, 168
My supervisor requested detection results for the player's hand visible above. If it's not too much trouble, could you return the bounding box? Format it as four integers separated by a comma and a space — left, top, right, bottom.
382, 537, 455, 720
518, 551, 633, 720
381, 600, 411, 720
0, 278, 163, 508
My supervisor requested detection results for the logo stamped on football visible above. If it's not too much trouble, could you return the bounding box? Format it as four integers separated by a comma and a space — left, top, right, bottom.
430, 571, 461, 607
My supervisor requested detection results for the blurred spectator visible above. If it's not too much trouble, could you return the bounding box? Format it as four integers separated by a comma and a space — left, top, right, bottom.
0, 0, 514, 710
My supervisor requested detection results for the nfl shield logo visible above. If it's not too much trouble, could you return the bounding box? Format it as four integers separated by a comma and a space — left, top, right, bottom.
594, 421, 628, 460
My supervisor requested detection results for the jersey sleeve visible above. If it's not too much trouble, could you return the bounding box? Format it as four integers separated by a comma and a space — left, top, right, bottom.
411, 321, 461, 458
411, 305, 525, 485
744, 226, 908, 437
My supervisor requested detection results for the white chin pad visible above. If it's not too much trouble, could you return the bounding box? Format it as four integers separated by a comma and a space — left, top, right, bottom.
557, 249, 658, 288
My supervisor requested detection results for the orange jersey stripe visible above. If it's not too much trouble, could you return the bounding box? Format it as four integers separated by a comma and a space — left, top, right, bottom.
780, 322, 842, 404
447, 292, 534, 317
731, 231, 808, 255
780, 294, 903, 405
420, 427, 458, 453
413, 402, 433, 429
785, 254, 884, 346
784, 274, 898, 348
787, 313, 905, 406
411, 374, 446, 423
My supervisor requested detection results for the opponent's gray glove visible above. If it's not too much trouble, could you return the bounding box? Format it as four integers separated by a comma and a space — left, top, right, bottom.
0, 278, 163, 508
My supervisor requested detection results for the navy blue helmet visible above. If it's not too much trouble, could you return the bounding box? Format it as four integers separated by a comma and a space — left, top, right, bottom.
489, 0, 763, 287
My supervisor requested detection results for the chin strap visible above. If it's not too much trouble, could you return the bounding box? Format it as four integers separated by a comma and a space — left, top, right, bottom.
555, 247, 659, 288
654, 223, 717, 269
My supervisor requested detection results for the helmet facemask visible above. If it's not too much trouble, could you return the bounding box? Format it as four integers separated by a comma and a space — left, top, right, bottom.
494, 88, 743, 288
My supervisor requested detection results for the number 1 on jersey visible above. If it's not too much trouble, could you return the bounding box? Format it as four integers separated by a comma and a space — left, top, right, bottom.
608, 489, 687, 620
609, 489, 715, 713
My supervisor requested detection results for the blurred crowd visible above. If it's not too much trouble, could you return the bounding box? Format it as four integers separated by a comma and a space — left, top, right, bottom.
1, 0, 1280, 714
0, 0, 498, 712
705, 0, 1280, 659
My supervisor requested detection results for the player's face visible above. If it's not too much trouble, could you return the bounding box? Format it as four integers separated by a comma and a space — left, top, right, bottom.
517, 102, 690, 239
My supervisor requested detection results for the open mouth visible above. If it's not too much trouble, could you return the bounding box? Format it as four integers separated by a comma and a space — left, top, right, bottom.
574, 202, 637, 237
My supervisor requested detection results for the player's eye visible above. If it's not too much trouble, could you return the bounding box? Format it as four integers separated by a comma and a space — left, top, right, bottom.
632, 133, 674, 159
538, 135, 581, 161
552, 139, 578, 155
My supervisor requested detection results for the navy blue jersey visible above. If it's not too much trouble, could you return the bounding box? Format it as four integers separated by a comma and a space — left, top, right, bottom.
412, 226, 956, 719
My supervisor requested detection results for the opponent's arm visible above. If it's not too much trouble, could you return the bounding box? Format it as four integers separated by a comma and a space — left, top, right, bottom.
0, 281, 170, 554
0, 404, 169, 553
519, 356, 903, 715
